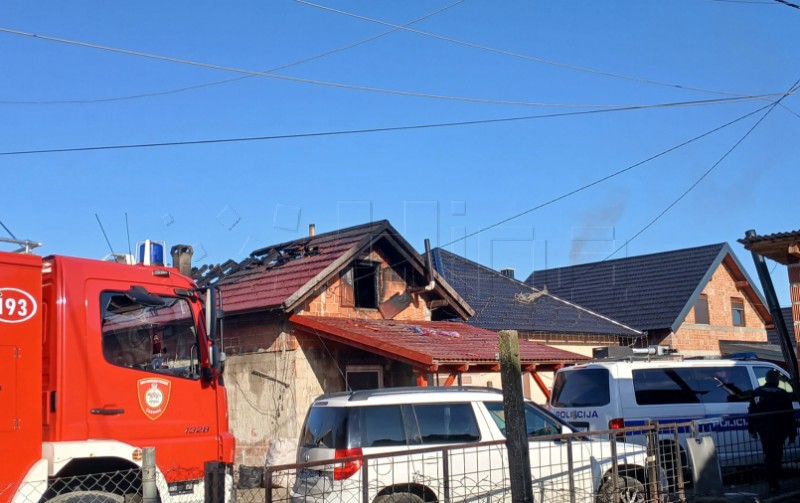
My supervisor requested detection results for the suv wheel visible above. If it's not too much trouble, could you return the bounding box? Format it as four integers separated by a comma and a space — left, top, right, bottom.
597, 475, 646, 503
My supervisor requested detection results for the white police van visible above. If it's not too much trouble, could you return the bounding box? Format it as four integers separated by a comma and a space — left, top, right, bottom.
547, 358, 799, 471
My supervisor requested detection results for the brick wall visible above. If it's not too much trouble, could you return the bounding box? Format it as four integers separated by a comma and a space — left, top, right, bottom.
788, 262, 800, 344
300, 249, 431, 321
674, 261, 768, 355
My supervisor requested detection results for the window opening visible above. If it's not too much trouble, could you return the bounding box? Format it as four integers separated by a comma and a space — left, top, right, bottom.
731, 298, 745, 327
694, 295, 710, 324
346, 365, 383, 390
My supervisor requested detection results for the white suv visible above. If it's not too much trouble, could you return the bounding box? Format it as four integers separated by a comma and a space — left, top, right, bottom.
290, 387, 657, 503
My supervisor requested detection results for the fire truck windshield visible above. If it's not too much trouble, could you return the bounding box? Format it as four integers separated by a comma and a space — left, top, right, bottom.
101, 290, 201, 379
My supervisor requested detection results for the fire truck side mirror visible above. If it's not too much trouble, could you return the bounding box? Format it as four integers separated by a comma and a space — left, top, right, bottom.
205, 288, 218, 341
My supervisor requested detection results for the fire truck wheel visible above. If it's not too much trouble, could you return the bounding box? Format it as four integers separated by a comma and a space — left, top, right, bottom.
48, 490, 125, 503
373, 492, 425, 503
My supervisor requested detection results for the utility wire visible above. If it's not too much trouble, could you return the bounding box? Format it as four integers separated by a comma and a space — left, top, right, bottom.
775, 0, 800, 9
0, 0, 466, 105
0, 27, 783, 110
437, 100, 773, 250
601, 78, 800, 261
0, 94, 780, 157
537, 79, 799, 304
296, 0, 753, 98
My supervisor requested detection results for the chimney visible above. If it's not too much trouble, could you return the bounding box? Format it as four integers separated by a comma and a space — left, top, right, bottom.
170, 244, 194, 277
309, 224, 316, 237
500, 268, 515, 279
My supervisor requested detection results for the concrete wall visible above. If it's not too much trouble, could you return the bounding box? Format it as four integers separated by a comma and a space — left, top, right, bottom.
673, 260, 769, 356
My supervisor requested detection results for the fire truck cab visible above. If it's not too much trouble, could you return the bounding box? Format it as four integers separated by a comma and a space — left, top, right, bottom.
0, 241, 234, 503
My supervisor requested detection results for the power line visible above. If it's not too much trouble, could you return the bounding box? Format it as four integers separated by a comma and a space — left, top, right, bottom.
0, 0, 466, 105
296, 0, 754, 98
0, 94, 778, 157
0, 27, 785, 110
437, 100, 774, 250
774, 0, 800, 9
601, 78, 800, 261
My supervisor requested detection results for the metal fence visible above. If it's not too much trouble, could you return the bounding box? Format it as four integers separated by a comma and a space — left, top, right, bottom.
242, 412, 800, 503
259, 427, 666, 503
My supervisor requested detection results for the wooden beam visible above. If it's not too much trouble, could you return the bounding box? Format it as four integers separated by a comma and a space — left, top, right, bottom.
735, 280, 749, 288
530, 371, 551, 401
416, 373, 428, 387
443, 373, 458, 386
458, 364, 470, 372
790, 243, 800, 259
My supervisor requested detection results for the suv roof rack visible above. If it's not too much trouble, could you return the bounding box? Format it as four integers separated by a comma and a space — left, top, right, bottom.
348, 386, 502, 402
318, 386, 502, 402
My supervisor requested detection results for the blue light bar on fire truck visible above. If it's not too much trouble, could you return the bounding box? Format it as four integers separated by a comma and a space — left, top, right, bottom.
136, 240, 166, 266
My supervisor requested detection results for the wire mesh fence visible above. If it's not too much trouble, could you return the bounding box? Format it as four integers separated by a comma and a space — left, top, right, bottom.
9, 469, 142, 503
7, 454, 233, 503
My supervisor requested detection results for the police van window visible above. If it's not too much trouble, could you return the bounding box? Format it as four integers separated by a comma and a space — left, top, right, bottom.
101, 291, 200, 380
551, 369, 610, 407
754, 367, 794, 394
633, 367, 753, 405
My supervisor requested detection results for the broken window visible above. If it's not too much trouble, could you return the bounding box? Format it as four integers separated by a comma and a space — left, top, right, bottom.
341, 261, 380, 309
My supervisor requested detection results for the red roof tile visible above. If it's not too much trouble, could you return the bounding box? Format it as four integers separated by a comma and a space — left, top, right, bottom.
290, 315, 589, 369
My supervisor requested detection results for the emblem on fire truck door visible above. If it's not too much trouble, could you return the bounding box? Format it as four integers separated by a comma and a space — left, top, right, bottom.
137, 378, 172, 420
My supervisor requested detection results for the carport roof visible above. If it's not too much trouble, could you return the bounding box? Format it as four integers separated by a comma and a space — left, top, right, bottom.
289, 314, 589, 372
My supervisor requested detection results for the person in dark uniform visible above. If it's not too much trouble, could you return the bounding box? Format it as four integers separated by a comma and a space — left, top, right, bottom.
748, 369, 797, 493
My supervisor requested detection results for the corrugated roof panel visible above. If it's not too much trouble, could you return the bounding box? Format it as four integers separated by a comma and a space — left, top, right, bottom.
291, 315, 588, 364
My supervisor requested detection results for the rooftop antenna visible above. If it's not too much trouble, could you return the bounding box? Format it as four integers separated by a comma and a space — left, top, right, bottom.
0, 219, 18, 240
95, 213, 115, 255
125, 212, 132, 257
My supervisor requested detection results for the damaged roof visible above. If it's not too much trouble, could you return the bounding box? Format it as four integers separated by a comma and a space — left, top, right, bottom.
431, 248, 641, 338
290, 314, 589, 370
194, 220, 472, 317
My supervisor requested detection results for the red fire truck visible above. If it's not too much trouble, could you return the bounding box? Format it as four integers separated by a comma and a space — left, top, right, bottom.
0, 240, 234, 503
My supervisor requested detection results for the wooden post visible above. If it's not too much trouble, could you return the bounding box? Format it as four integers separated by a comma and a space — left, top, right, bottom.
499, 330, 533, 503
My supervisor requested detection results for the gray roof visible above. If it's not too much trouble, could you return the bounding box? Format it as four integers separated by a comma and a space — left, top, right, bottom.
431, 248, 641, 338
526, 243, 749, 333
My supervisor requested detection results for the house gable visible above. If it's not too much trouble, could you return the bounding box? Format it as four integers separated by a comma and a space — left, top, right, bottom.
528, 243, 737, 332
673, 253, 771, 353
298, 246, 432, 321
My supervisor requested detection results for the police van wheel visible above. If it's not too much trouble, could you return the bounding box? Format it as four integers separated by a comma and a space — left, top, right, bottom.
597, 475, 646, 503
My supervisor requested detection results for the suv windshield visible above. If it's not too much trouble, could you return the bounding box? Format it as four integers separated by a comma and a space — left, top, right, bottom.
484, 402, 563, 438
551, 368, 610, 407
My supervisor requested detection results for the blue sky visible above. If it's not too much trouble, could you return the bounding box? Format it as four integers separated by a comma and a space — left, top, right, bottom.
1, 1, 798, 304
